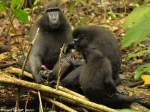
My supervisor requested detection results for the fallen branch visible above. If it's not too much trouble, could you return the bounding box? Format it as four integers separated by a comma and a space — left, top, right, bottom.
6, 67, 86, 99
6, 67, 33, 79
38, 91, 43, 112
57, 86, 87, 100
33, 90, 78, 112
0, 61, 16, 69
43, 96, 77, 112
0, 73, 118, 112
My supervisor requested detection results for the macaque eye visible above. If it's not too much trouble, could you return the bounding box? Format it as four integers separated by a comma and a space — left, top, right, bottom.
28, 2, 72, 83
48, 11, 59, 19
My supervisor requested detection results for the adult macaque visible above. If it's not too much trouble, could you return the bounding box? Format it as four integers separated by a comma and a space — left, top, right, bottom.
28, 2, 72, 83
62, 25, 141, 108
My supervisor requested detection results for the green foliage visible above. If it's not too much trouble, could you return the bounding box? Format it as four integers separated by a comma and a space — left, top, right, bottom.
11, 0, 23, 9
0, 0, 29, 23
11, 0, 28, 23
124, 5, 150, 29
134, 63, 150, 80
14, 9, 28, 23
121, 4, 150, 81
77, 16, 90, 26
67, 1, 77, 15
127, 49, 150, 60
108, 11, 117, 20
0, 1, 6, 12
121, 4, 150, 48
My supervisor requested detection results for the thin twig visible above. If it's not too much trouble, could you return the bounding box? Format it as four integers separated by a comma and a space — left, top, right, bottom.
21, 27, 39, 77
6, 10, 23, 111
20, 27, 42, 111
52, 44, 66, 110
24, 92, 30, 112
38, 91, 44, 112
43, 96, 77, 112
56, 44, 66, 89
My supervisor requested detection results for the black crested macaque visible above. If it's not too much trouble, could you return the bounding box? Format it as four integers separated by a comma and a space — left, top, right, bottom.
61, 66, 83, 93
80, 47, 139, 108
28, 2, 72, 83
61, 25, 142, 108
73, 25, 121, 84
62, 47, 139, 108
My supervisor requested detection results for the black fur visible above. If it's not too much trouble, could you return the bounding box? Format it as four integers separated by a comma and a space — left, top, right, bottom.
73, 25, 121, 84
80, 47, 139, 108
28, 2, 72, 83
48, 49, 85, 84
62, 25, 140, 108
62, 66, 82, 93
62, 46, 139, 108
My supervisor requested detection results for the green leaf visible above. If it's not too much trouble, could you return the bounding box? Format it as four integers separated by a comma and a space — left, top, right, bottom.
124, 4, 150, 29
78, 16, 89, 25
127, 49, 150, 60
121, 4, 150, 48
24, 8, 31, 13
121, 17, 150, 48
14, 9, 28, 23
11, 0, 23, 9
134, 63, 150, 80
67, 1, 76, 15
0, 2, 6, 12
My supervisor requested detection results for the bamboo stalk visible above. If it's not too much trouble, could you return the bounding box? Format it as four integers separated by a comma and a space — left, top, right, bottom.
57, 86, 87, 100
31, 91, 78, 112
42, 96, 77, 112
6, 67, 33, 79
0, 73, 119, 112
6, 67, 86, 99
38, 91, 43, 112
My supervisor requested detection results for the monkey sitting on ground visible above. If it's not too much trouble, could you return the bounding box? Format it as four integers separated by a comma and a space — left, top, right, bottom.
61, 25, 143, 108
72, 25, 121, 85
28, 2, 72, 83
62, 46, 140, 108
82, 47, 140, 108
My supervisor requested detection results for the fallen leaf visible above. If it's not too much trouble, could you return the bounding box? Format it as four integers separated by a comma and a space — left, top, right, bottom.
141, 75, 150, 84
